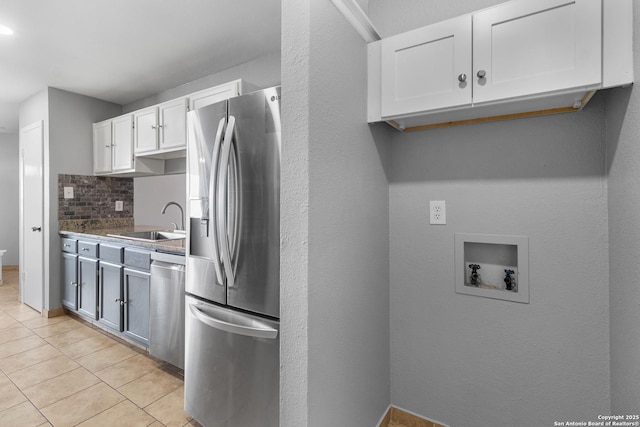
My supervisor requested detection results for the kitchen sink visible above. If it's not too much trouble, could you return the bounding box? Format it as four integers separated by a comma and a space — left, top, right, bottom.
107, 230, 186, 242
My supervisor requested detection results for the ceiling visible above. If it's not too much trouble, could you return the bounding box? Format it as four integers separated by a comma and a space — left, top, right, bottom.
0, 0, 281, 133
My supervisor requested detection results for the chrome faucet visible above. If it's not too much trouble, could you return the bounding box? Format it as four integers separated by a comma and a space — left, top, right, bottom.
161, 201, 185, 231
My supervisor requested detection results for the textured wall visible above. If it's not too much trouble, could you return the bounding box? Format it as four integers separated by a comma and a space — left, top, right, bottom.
281, 0, 391, 425
371, 1, 612, 425
280, 1, 311, 424
0, 133, 19, 265
606, 4, 640, 414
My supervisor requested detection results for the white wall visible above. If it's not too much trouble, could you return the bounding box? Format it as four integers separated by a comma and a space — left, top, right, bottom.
606, 5, 640, 414
371, 1, 612, 425
281, 0, 391, 425
134, 174, 186, 228
0, 132, 19, 265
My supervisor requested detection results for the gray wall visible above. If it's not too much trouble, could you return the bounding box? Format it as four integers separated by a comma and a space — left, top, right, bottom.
123, 52, 281, 113
47, 88, 121, 310
134, 174, 186, 228
19, 88, 121, 310
281, 0, 391, 425
606, 5, 640, 414
371, 1, 612, 425
0, 132, 19, 265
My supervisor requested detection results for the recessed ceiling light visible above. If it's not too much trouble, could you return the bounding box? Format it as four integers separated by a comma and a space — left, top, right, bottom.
0, 25, 14, 36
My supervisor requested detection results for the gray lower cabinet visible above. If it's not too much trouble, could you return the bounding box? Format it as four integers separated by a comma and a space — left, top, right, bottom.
61, 238, 79, 311
78, 256, 99, 319
60, 235, 153, 348
123, 267, 150, 346
99, 261, 124, 332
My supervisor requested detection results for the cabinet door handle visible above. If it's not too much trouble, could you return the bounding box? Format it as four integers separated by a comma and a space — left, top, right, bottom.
477, 70, 486, 79
458, 73, 467, 82
71, 281, 78, 287
81, 248, 89, 252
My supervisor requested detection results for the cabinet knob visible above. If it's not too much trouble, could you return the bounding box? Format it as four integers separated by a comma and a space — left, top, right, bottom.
477, 70, 487, 79
71, 281, 78, 287
457, 73, 467, 82
151, 125, 157, 129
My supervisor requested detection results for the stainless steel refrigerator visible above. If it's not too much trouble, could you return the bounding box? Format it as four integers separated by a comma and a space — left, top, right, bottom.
184, 86, 280, 427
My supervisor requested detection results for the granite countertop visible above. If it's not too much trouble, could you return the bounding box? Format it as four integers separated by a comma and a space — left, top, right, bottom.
59, 224, 186, 254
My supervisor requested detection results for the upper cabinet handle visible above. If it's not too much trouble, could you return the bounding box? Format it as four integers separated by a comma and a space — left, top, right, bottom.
458, 73, 467, 82
477, 70, 487, 79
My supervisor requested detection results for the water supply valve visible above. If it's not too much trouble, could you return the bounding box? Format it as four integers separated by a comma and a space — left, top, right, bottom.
468, 264, 482, 287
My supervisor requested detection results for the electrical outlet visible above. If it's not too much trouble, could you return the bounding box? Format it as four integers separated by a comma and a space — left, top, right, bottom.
63, 187, 74, 199
429, 200, 446, 225
115, 201, 123, 212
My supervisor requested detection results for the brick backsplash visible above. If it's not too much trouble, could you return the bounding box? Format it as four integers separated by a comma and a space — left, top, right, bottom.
58, 174, 133, 220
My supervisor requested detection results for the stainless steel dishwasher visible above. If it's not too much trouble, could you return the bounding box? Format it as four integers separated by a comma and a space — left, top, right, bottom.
150, 252, 186, 369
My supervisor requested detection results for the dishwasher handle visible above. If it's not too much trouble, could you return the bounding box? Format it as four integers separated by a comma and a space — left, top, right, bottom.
188, 302, 278, 339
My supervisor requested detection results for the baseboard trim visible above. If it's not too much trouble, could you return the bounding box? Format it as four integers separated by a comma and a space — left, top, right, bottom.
376, 405, 392, 427
42, 307, 65, 318
377, 405, 448, 427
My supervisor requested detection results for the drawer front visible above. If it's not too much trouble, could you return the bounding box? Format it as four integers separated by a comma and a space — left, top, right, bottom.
100, 244, 123, 264
61, 238, 78, 254
124, 248, 151, 271
78, 241, 99, 258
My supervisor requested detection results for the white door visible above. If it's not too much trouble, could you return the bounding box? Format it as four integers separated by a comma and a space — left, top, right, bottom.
20, 121, 44, 312
134, 107, 158, 154
472, 0, 602, 104
93, 120, 112, 174
159, 98, 187, 151
112, 115, 134, 171
380, 14, 472, 118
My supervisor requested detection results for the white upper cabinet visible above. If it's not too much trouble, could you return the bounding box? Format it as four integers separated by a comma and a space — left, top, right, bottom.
188, 79, 241, 111
158, 98, 188, 151
112, 115, 134, 171
472, 0, 601, 104
134, 107, 160, 155
93, 79, 243, 175
94, 114, 163, 176
134, 98, 189, 157
369, 0, 633, 130
381, 15, 472, 118
93, 120, 112, 174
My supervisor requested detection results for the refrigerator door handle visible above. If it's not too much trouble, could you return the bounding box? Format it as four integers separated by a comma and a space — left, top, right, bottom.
217, 115, 236, 288
188, 302, 278, 339
209, 117, 226, 285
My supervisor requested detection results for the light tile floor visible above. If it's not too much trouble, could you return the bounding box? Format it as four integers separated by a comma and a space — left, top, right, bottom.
0, 268, 199, 427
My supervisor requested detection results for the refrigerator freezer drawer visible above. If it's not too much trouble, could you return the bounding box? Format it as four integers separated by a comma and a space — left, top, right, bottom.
184, 295, 279, 427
